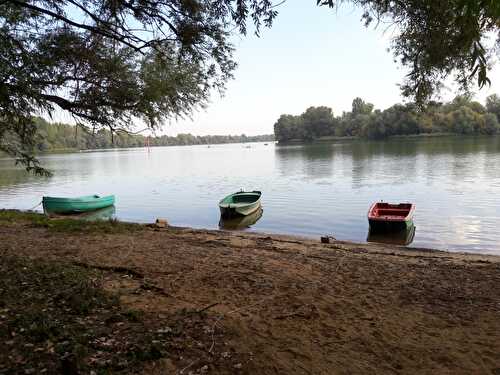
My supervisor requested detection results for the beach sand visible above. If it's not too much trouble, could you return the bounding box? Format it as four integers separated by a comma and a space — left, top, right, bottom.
1, 214, 499, 374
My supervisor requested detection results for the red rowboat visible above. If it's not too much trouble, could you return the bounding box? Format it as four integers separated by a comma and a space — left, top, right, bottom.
367, 202, 415, 233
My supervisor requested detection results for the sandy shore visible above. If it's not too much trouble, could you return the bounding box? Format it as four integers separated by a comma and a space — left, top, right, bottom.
1, 213, 500, 374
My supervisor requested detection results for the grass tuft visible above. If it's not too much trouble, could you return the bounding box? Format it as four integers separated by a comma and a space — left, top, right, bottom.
0, 209, 142, 233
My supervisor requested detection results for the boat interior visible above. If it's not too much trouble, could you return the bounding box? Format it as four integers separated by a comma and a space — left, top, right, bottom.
372, 203, 412, 218
231, 193, 260, 204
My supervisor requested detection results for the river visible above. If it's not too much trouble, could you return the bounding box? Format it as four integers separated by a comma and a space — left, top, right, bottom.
1, 136, 499, 254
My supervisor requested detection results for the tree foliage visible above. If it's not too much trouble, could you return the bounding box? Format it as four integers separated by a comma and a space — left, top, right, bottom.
2, 0, 499, 173
486, 94, 500, 120
318, 0, 500, 103
274, 94, 500, 142
0, 0, 278, 172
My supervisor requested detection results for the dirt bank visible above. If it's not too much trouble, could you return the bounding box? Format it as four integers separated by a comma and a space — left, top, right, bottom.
1, 211, 499, 374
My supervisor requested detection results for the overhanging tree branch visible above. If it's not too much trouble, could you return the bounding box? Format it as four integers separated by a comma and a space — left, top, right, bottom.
5, 0, 147, 53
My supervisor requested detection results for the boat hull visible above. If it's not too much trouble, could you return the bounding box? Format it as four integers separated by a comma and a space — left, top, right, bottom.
367, 202, 415, 234
43, 195, 115, 214
219, 200, 261, 218
219, 191, 262, 218
368, 218, 413, 233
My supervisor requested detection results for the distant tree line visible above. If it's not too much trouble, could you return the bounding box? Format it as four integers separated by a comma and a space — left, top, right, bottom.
274, 95, 500, 143
33, 118, 274, 152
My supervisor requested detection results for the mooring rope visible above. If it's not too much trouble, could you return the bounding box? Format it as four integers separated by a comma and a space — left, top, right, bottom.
27, 200, 43, 211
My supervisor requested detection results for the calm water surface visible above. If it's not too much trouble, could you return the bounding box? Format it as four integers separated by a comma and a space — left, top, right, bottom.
1, 137, 499, 254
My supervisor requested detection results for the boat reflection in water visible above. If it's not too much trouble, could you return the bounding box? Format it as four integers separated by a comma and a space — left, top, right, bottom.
367, 224, 416, 246
219, 208, 263, 230
80, 205, 116, 221
44, 205, 116, 221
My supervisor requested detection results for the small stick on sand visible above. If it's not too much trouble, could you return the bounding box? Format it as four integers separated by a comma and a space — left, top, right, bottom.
196, 302, 219, 314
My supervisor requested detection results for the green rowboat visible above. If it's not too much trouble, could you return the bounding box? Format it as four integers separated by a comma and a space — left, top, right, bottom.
42, 195, 115, 214
219, 191, 262, 218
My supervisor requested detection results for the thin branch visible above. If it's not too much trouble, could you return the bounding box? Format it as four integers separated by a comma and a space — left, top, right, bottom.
5, 0, 147, 53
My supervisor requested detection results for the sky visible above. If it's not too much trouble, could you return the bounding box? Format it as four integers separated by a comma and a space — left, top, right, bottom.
55, 0, 500, 136
160, 1, 500, 136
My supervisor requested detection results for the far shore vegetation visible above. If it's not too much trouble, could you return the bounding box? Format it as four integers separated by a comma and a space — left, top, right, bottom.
20, 93, 500, 156
274, 94, 500, 143
30, 117, 274, 152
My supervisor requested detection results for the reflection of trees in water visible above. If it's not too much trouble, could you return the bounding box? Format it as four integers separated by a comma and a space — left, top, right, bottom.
348, 136, 499, 158
419, 135, 500, 156
0, 165, 40, 188
275, 136, 500, 189
415, 136, 500, 184
0, 150, 145, 191
341, 140, 419, 188
274, 144, 336, 179
449, 137, 500, 183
